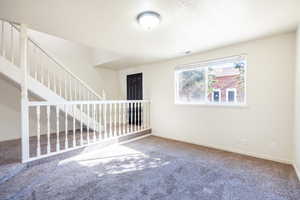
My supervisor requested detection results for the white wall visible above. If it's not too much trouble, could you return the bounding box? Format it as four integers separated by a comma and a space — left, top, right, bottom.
119, 32, 296, 163
0, 77, 21, 141
294, 26, 300, 175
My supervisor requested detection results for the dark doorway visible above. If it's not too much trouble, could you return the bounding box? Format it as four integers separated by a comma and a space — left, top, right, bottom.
127, 73, 143, 126
127, 73, 143, 100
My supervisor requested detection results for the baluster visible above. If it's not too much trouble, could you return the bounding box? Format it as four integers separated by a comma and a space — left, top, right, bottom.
34, 47, 38, 80
53, 72, 57, 94
69, 77, 72, 101
127, 102, 129, 133
123, 102, 126, 134
74, 81, 77, 101
148, 102, 150, 128
119, 103, 121, 135
40, 54, 44, 85
46, 105, 50, 154
109, 103, 112, 137
104, 103, 107, 138
128, 103, 133, 132
56, 105, 60, 152
73, 104, 76, 147
81, 85, 84, 101
77, 84, 80, 101
144, 102, 147, 129
141, 102, 144, 130
1, 21, 5, 57
10, 24, 14, 63
93, 103, 96, 142
80, 104, 83, 145
144, 102, 146, 130
137, 102, 140, 131
65, 105, 68, 149
87, 104, 90, 144
36, 106, 41, 156
135, 102, 137, 132
114, 103, 117, 136
97, 104, 99, 140
99, 104, 102, 139
47, 68, 50, 89
59, 73, 62, 97
64, 74, 67, 100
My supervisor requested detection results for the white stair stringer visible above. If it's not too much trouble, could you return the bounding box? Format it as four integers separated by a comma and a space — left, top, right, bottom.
0, 55, 100, 132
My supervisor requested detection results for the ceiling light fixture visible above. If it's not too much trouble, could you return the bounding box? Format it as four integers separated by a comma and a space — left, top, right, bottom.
137, 11, 161, 30
185, 50, 191, 55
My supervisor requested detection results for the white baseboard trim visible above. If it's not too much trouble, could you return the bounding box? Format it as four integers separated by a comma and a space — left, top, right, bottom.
118, 133, 153, 145
152, 134, 292, 164
293, 164, 300, 181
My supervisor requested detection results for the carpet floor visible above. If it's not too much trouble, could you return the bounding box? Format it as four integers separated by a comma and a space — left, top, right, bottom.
0, 136, 299, 200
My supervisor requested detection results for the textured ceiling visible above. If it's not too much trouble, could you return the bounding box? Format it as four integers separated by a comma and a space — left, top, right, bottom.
0, 0, 299, 69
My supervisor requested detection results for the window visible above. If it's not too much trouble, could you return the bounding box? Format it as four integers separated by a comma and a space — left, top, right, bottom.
212, 89, 221, 103
226, 88, 237, 103
176, 68, 206, 103
175, 55, 246, 105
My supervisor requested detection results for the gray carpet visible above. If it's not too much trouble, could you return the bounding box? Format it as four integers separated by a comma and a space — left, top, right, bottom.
0, 136, 299, 200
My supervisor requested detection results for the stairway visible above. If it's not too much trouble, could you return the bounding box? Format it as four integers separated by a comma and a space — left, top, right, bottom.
0, 19, 151, 165
0, 20, 104, 132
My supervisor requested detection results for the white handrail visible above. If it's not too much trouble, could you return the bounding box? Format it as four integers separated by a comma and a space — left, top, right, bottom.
25, 100, 151, 162
27, 37, 103, 100
3, 19, 103, 101
28, 100, 150, 106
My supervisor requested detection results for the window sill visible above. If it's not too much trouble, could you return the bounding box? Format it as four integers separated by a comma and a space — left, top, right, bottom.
174, 102, 248, 108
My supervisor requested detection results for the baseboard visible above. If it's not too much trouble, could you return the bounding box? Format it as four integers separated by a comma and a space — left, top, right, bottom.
293, 164, 300, 181
118, 133, 152, 145
152, 134, 292, 165
27, 130, 152, 165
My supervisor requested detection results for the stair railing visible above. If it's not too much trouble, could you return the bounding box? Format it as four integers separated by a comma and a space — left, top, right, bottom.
26, 100, 151, 162
0, 19, 104, 101
0, 19, 110, 162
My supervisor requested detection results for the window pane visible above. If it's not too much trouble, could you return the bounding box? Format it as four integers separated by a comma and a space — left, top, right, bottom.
207, 61, 245, 104
177, 69, 206, 103
228, 91, 235, 102
213, 91, 220, 102
175, 56, 246, 105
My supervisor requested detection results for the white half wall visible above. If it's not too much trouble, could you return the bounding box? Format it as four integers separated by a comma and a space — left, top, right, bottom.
294, 26, 300, 176
119, 32, 296, 164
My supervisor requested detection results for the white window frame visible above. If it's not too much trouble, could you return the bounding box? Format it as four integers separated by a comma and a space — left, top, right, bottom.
212, 89, 221, 103
226, 88, 237, 103
174, 55, 247, 107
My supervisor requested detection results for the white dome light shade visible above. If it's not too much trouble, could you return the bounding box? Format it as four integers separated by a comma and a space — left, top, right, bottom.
137, 11, 161, 30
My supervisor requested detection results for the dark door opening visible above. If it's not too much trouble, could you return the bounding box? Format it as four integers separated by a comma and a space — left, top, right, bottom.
127, 73, 143, 126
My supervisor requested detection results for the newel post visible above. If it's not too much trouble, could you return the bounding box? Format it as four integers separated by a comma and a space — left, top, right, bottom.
20, 24, 29, 163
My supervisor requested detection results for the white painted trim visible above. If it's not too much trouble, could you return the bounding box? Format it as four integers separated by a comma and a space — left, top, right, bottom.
152, 134, 292, 164
118, 133, 152, 145
25, 129, 152, 163
175, 54, 247, 70
27, 99, 151, 106
174, 102, 248, 108
174, 56, 247, 106
293, 164, 300, 181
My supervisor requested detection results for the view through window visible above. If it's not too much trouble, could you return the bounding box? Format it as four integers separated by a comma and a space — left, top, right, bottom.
175, 55, 246, 105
